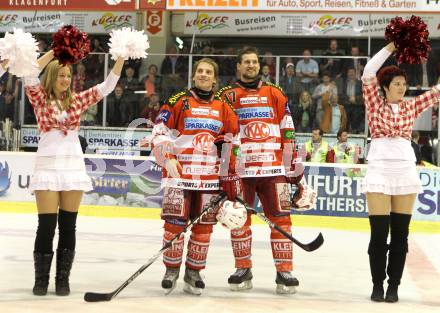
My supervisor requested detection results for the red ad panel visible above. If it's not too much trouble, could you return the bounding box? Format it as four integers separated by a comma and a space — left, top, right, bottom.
0, 0, 136, 11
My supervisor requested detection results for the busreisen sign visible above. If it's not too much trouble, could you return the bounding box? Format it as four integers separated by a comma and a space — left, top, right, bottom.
182, 12, 439, 37
0, 11, 137, 33
168, 0, 440, 12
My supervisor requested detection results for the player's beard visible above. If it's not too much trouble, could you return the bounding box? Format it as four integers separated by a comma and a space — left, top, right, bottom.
242, 72, 258, 81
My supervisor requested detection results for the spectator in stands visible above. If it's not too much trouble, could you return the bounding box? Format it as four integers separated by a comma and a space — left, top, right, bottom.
220, 47, 237, 85
321, 92, 347, 134
304, 127, 330, 163
260, 64, 274, 83
2, 91, 14, 121
120, 65, 141, 94
342, 46, 366, 80
435, 58, 440, 85
91, 38, 106, 53
72, 63, 87, 93
1, 73, 21, 123
140, 93, 160, 128
327, 130, 361, 163
420, 136, 435, 165
201, 45, 214, 55
37, 39, 48, 53
119, 65, 141, 119
106, 84, 133, 127
410, 131, 422, 165
161, 46, 188, 97
86, 53, 106, 83
292, 90, 313, 133
320, 39, 344, 79
296, 49, 319, 94
432, 102, 438, 130
312, 71, 338, 128
123, 58, 143, 79
141, 64, 162, 100
281, 56, 294, 77
340, 68, 364, 133
262, 51, 276, 77
400, 56, 437, 94
0, 82, 10, 121
161, 46, 188, 77
80, 106, 97, 126
280, 63, 301, 108
78, 135, 88, 154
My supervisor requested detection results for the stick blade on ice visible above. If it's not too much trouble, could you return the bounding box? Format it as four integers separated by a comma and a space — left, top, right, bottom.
84, 292, 113, 302
302, 232, 324, 252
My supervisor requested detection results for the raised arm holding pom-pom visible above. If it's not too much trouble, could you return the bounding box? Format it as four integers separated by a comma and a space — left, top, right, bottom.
362, 18, 440, 303
25, 31, 125, 298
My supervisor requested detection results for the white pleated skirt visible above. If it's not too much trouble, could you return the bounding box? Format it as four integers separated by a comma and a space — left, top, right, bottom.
361, 160, 422, 195
30, 155, 93, 192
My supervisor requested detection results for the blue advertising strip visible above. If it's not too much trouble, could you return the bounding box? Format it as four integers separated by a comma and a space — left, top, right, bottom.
0, 151, 438, 223
415, 168, 440, 222
252, 165, 440, 222
300, 165, 367, 218
84, 157, 163, 207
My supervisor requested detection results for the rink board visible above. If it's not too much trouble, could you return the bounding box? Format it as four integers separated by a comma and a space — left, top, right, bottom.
0, 152, 439, 232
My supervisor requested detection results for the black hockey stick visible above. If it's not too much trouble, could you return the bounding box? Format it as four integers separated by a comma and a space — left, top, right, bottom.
235, 197, 324, 252
84, 192, 227, 302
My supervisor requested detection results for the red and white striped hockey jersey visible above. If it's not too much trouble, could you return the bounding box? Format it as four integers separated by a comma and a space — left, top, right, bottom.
217, 81, 295, 178
151, 89, 239, 190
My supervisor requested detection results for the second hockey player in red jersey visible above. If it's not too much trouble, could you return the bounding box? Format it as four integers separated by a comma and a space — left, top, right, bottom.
217, 46, 316, 294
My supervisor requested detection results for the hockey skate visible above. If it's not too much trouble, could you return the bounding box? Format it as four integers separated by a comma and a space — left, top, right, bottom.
183, 268, 205, 295
275, 272, 299, 294
161, 267, 180, 295
228, 268, 253, 291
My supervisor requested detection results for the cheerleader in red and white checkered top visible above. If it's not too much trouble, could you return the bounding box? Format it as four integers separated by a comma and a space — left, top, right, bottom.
362, 42, 440, 303
25, 49, 124, 297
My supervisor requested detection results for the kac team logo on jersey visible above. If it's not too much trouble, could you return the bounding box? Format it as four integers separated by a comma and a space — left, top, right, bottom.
243, 121, 270, 140
0, 161, 11, 196
192, 132, 215, 153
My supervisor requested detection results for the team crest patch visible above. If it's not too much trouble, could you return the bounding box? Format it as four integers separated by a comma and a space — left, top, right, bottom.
156, 110, 171, 123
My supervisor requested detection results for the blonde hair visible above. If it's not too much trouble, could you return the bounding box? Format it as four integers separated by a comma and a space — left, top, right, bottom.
41, 60, 73, 109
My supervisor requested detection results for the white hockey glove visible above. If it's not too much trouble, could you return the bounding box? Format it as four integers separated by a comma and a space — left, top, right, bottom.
216, 200, 247, 230
291, 183, 317, 211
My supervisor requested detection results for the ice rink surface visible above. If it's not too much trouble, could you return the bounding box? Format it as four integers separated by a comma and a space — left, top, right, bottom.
0, 212, 439, 313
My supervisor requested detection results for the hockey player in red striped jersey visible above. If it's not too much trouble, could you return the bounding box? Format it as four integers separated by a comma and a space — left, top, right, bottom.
217, 47, 316, 294
150, 58, 241, 295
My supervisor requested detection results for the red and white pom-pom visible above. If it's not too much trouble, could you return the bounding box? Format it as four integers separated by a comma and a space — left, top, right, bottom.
108, 27, 150, 61
216, 200, 247, 230
51, 25, 90, 65
385, 15, 430, 64
0, 28, 39, 77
